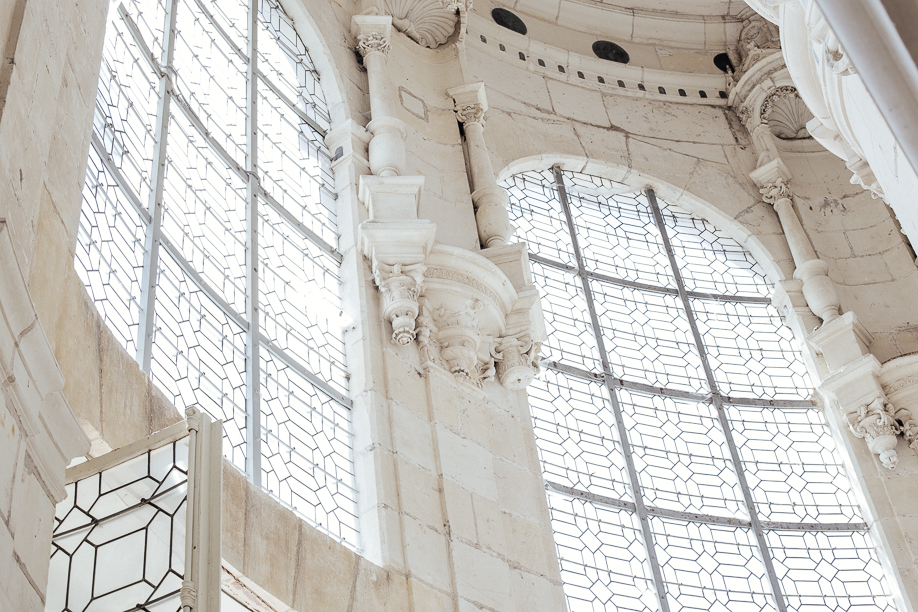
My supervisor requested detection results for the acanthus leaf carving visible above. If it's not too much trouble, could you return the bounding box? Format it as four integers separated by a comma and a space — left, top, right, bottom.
454, 102, 485, 125
845, 396, 907, 469
759, 177, 790, 204
491, 334, 541, 390
356, 32, 390, 57
374, 262, 425, 345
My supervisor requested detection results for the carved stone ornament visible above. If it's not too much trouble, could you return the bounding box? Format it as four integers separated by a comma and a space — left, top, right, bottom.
374, 262, 425, 345
455, 102, 484, 125
356, 32, 390, 57
737, 15, 781, 70
491, 334, 541, 390
440, 0, 471, 12
802, 2, 857, 77
759, 177, 790, 204
377, 0, 459, 49
846, 152, 884, 199
845, 397, 913, 469
761, 88, 813, 140
413, 244, 542, 390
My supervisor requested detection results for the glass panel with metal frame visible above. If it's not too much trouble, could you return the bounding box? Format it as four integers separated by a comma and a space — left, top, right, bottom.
503, 167, 896, 612
74, 0, 357, 547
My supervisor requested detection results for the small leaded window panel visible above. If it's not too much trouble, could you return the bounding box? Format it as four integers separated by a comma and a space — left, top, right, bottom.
76, 0, 357, 546
503, 168, 896, 612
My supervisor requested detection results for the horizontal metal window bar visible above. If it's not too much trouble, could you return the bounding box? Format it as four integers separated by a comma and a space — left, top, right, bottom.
190, 0, 248, 64
258, 335, 352, 408
170, 93, 341, 259
159, 235, 251, 330
118, 3, 164, 79
52, 479, 187, 539
257, 186, 341, 262
545, 480, 636, 512
89, 132, 154, 225
542, 360, 815, 408
548, 480, 868, 532
529, 252, 774, 304
262, 429, 358, 491
256, 71, 327, 138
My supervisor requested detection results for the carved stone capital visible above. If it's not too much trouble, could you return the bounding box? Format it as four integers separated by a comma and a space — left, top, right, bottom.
448, 82, 488, 125
357, 32, 390, 57
492, 334, 540, 390
846, 397, 903, 469
759, 177, 790, 204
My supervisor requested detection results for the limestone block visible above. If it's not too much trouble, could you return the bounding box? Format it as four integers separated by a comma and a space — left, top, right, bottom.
409, 578, 453, 612
397, 457, 443, 530
292, 521, 359, 612
494, 458, 544, 523
458, 395, 491, 448
442, 479, 476, 542
428, 370, 460, 428
488, 408, 528, 467
352, 563, 410, 612
221, 460, 247, 570
0, 394, 21, 521
243, 487, 300, 605
509, 569, 565, 612
436, 426, 497, 500
391, 402, 437, 472
471, 493, 506, 553
503, 513, 554, 576
385, 352, 428, 414
452, 541, 512, 610
9, 458, 55, 592
545, 80, 609, 126
807, 312, 872, 373
403, 515, 451, 589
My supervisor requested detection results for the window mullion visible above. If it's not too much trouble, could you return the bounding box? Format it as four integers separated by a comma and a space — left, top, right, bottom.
551, 166, 672, 612
244, 0, 262, 486
646, 188, 788, 612
136, 0, 180, 373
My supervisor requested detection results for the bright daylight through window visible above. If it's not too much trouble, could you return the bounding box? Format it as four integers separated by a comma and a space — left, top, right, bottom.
76, 0, 357, 545
504, 168, 895, 612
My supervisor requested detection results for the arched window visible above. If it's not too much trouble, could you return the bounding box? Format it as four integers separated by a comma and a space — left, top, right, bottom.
76, 0, 356, 545
503, 167, 894, 611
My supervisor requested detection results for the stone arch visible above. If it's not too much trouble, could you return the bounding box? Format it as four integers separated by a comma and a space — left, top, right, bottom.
497, 154, 795, 287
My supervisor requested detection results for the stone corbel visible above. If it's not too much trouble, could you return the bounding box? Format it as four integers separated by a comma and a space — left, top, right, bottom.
358, 175, 436, 345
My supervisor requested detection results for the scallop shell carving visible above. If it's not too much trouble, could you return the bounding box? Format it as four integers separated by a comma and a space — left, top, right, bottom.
384, 0, 458, 48
763, 89, 815, 140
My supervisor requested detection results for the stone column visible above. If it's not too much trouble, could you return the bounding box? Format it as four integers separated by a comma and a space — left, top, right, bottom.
352, 15, 407, 177
751, 160, 841, 323
447, 83, 513, 248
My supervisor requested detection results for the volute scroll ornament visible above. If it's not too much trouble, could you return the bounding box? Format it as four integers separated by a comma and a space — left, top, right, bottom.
375, 262, 426, 345
491, 334, 541, 390
845, 397, 915, 470
356, 32, 391, 57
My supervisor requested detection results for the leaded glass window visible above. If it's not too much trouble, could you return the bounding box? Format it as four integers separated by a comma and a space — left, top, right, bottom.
505, 167, 895, 612
76, 0, 357, 546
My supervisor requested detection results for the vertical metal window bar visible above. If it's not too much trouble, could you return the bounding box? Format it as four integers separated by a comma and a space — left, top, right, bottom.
531, 167, 894, 612
77, 0, 359, 545
645, 188, 787, 612
552, 167, 671, 612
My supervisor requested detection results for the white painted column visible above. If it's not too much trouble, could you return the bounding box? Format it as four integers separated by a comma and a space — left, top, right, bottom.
448, 83, 513, 248
352, 15, 407, 177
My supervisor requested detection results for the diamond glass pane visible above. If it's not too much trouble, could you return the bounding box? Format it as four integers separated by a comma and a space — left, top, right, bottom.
76, 147, 147, 356
530, 368, 631, 501
618, 389, 744, 518
549, 493, 657, 612
766, 530, 896, 612
173, 0, 248, 165
691, 298, 811, 400
660, 201, 771, 298
151, 250, 247, 470
261, 350, 357, 544
563, 171, 673, 288
256, 77, 337, 246
505, 169, 577, 266
590, 279, 706, 392
161, 109, 248, 314
48, 437, 189, 612
532, 260, 602, 371
259, 203, 347, 393
727, 405, 862, 524
258, 0, 330, 131
651, 517, 777, 612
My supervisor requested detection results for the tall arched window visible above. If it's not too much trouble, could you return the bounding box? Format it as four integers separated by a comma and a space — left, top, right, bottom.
76, 0, 357, 545
504, 167, 894, 611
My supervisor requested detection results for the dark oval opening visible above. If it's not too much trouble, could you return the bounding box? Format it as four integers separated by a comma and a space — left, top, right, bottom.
713, 53, 735, 73
491, 8, 527, 35
592, 40, 629, 64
